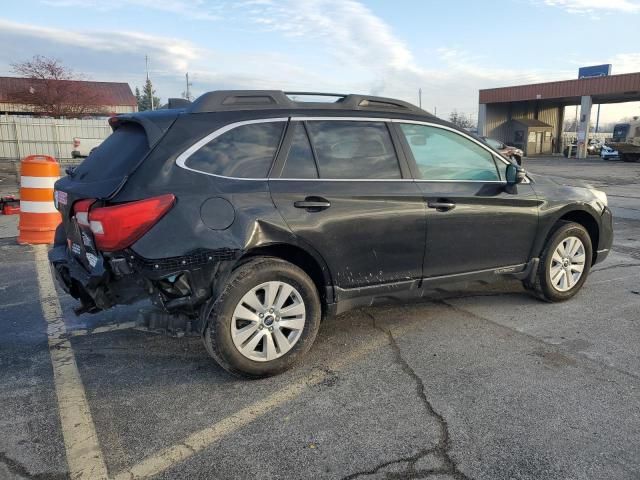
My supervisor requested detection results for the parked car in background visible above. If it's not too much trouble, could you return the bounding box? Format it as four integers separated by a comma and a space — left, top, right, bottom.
600, 145, 619, 160
563, 139, 602, 157
71, 137, 103, 158
50, 90, 612, 377
481, 136, 523, 165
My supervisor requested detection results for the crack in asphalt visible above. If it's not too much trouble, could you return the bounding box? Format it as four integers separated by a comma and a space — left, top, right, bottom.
341, 310, 471, 480
0, 451, 67, 480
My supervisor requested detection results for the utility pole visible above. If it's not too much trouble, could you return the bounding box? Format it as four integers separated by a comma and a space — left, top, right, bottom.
418, 88, 422, 109
145, 55, 155, 111
185, 72, 192, 101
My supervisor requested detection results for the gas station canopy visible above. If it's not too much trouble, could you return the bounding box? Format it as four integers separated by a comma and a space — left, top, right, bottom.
480, 72, 640, 105
478, 72, 640, 158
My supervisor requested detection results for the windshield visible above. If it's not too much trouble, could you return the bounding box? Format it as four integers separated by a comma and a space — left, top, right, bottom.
613, 123, 629, 142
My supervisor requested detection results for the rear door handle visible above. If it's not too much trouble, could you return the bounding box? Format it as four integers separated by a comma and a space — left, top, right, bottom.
427, 201, 456, 212
294, 197, 331, 211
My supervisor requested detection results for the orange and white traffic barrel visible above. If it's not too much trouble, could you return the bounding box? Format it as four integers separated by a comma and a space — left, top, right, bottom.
18, 155, 61, 245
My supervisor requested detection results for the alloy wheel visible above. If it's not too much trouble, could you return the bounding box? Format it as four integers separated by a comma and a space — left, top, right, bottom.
549, 236, 586, 292
230, 281, 306, 362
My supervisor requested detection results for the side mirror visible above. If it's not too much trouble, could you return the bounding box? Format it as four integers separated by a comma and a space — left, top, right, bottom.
506, 163, 527, 185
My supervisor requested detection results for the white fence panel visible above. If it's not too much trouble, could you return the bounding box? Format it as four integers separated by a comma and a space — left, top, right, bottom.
0, 115, 112, 164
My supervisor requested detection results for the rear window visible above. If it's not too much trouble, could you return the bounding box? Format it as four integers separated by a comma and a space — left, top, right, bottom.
72, 123, 149, 182
184, 121, 285, 178
305, 121, 401, 179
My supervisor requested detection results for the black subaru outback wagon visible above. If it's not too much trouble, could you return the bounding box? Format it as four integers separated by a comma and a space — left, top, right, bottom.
50, 90, 613, 377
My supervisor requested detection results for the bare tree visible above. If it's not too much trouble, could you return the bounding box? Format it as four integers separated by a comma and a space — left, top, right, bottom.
11, 55, 74, 81
448, 110, 475, 129
8, 55, 108, 118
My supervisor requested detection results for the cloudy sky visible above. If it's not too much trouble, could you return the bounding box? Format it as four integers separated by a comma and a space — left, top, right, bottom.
1, 0, 639, 123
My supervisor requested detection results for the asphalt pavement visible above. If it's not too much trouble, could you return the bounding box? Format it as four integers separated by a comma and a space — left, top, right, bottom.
1, 156, 639, 480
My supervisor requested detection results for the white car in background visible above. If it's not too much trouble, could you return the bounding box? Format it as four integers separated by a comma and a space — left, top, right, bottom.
71, 137, 103, 158
600, 145, 619, 160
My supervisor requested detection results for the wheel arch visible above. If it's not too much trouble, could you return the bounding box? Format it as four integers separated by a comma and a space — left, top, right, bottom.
238, 242, 334, 308
539, 208, 600, 265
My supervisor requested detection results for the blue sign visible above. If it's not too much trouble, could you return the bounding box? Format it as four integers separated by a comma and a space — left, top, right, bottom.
578, 64, 612, 79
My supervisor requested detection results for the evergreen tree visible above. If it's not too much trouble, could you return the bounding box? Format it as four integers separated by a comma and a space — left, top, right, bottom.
137, 79, 161, 111
135, 87, 142, 111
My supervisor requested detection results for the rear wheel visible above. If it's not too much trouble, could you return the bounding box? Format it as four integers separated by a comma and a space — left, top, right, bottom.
203, 257, 321, 378
525, 222, 592, 302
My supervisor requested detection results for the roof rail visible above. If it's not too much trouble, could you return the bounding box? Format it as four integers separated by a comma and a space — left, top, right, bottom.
188, 90, 429, 115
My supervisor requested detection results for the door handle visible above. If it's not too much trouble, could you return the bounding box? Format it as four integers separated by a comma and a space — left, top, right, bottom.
427, 201, 456, 212
294, 197, 331, 211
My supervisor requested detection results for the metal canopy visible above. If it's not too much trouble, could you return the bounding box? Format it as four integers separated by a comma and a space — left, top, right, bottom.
479, 72, 640, 105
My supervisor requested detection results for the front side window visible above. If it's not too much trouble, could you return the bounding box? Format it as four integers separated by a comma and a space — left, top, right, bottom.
305, 121, 401, 179
185, 121, 285, 178
400, 124, 500, 181
484, 137, 504, 150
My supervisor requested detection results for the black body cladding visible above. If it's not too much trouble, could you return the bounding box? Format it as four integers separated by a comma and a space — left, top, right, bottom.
49, 90, 613, 322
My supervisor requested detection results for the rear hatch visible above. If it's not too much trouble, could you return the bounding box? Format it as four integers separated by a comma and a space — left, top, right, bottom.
54, 111, 179, 269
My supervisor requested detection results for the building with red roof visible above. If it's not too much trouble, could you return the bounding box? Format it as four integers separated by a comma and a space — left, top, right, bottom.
0, 76, 137, 116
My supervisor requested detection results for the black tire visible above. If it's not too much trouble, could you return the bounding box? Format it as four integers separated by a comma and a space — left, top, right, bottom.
202, 257, 321, 378
525, 222, 592, 302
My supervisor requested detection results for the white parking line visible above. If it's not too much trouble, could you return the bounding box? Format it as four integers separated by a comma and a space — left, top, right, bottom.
113, 325, 398, 480
34, 245, 108, 480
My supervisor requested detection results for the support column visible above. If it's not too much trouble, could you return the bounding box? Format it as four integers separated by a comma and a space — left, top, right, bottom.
556, 105, 565, 155
477, 103, 487, 136
576, 95, 592, 159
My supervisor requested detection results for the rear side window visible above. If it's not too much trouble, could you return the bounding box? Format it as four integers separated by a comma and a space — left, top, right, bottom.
305, 121, 401, 179
73, 123, 148, 182
185, 122, 285, 178
282, 123, 318, 179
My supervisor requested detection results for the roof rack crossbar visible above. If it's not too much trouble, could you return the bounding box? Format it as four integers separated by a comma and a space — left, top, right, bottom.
284, 91, 348, 99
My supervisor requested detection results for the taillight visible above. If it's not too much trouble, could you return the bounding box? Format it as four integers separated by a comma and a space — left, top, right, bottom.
73, 199, 95, 227
73, 194, 175, 252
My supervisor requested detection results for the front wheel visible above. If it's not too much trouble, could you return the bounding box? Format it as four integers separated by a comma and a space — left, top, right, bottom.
203, 257, 321, 378
525, 222, 592, 302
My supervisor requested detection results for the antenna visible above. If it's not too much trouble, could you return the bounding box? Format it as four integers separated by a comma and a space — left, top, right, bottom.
185, 72, 193, 101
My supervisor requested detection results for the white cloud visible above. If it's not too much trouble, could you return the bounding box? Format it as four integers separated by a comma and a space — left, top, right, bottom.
41, 0, 223, 20
609, 53, 640, 73
0, 18, 201, 75
539, 0, 640, 16
243, 0, 418, 73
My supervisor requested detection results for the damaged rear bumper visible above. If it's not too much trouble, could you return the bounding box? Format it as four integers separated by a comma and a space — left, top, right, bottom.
48, 243, 240, 316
